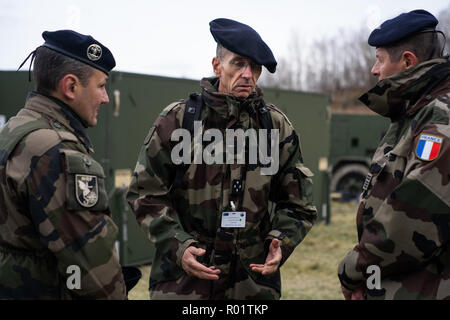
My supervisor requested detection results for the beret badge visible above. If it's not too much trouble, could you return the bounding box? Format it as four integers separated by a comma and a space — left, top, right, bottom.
87, 44, 102, 61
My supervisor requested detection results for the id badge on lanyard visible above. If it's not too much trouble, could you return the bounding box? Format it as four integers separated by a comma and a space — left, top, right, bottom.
221, 201, 246, 228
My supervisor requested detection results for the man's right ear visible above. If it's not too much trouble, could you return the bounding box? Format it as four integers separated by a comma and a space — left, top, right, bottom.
58, 74, 78, 100
401, 51, 419, 69
212, 57, 221, 77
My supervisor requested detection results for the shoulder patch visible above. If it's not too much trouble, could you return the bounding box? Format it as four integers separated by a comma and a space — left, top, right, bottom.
415, 134, 443, 161
75, 174, 99, 207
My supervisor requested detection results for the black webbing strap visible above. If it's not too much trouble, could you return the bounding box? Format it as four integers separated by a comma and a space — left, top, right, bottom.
173, 94, 273, 189
173, 93, 204, 188
181, 93, 203, 135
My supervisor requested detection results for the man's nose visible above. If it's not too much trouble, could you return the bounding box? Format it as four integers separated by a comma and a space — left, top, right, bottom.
102, 90, 109, 104
242, 64, 253, 79
371, 62, 380, 77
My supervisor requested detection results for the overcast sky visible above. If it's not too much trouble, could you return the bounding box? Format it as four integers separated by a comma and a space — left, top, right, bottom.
1, 0, 449, 80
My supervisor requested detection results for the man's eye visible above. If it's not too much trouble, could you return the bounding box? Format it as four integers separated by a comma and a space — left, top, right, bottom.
251, 63, 262, 72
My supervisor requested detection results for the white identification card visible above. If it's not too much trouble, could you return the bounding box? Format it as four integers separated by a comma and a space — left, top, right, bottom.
221, 211, 246, 228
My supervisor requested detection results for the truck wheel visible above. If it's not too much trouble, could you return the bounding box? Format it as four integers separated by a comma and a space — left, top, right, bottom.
330, 164, 368, 201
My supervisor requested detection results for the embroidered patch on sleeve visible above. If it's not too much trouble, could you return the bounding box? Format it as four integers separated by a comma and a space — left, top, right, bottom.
415, 134, 443, 161
75, 174, 99, 207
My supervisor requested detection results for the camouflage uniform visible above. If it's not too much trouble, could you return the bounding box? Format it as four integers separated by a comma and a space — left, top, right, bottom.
127, 77, 317, 299
338, 57, 450, 299
0, 92, 127, 299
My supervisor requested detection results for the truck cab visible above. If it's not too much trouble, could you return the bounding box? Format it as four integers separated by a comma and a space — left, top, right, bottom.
329, 113, 389, 201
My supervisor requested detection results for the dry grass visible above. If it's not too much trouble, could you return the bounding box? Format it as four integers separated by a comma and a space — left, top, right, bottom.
280, 201, 358, 300
128, 201, 358, 300
128, 263, 151, 300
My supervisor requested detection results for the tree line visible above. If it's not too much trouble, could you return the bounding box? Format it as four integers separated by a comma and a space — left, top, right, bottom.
260, 5, 450, 112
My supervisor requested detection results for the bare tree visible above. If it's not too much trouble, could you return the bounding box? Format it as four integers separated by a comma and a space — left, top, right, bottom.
260, 25, 376, 94
260, 31, 308, 91
261, 4, 450, 102
437, 4, 450, 55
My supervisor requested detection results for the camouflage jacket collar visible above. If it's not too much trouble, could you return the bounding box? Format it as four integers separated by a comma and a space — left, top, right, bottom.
359, 57, 450, 119
200, 77, 263, 123
24, 92, 94, 152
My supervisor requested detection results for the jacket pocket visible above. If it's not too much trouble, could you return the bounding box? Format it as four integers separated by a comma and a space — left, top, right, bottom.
295, 162, 315, 205
61, 150, 108, 211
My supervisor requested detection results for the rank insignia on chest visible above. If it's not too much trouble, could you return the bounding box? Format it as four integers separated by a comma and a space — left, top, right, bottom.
75, 174, 99, 207
415, 134, 443, 161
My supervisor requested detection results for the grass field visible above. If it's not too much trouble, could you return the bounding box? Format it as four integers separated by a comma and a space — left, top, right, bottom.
128, 201, 359, 300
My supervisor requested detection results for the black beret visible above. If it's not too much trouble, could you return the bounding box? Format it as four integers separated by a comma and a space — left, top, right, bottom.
368, 9, 438, 47
210, 18, 277, 73
42, 30, 116, 74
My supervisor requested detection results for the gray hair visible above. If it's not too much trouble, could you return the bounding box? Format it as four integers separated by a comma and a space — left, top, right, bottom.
216, 43, 231, 60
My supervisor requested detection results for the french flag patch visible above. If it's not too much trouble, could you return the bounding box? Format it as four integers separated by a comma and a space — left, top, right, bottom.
415, 134, 443, 161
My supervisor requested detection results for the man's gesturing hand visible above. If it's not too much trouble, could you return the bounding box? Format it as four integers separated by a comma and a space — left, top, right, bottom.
250, 238, 282, 275
181, 246, 221, 280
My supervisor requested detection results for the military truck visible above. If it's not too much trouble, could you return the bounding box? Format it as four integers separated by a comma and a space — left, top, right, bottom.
0, 70, 331, 266
329, 113, 389, 201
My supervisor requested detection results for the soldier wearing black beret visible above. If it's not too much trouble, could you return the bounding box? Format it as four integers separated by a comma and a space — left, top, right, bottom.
127, 18, 317, 299
0, 30, 128, 299
338, 10, 450, 300
367, 9, 445, 80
